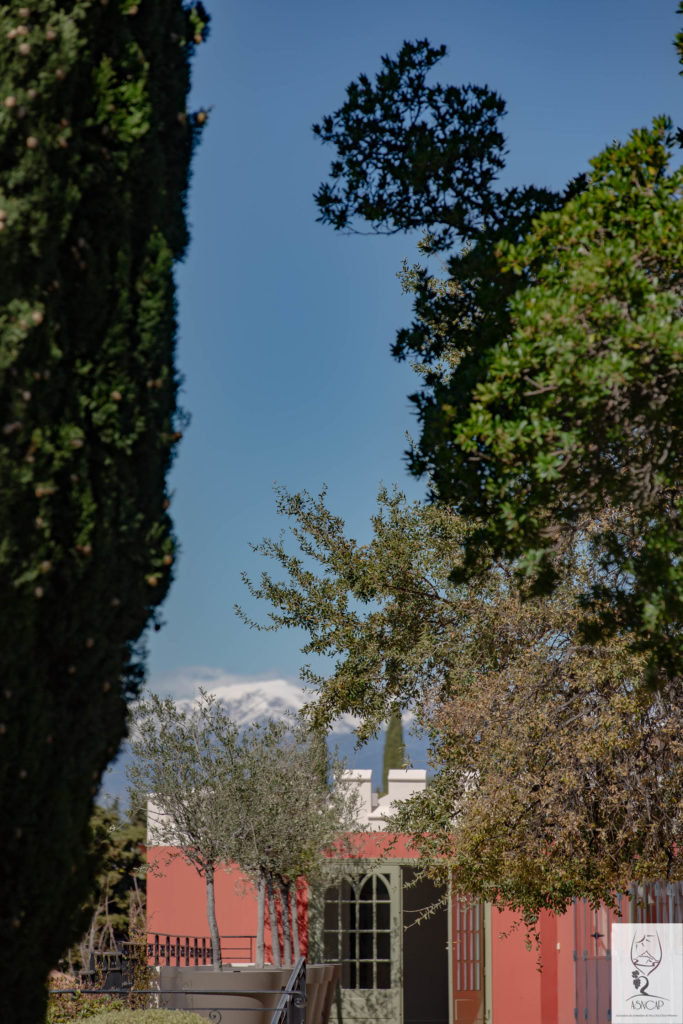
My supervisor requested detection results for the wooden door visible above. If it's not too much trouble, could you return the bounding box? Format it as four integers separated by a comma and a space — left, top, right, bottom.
450, 897, 484, 1023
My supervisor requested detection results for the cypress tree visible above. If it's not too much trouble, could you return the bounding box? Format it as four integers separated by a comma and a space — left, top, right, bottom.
381, 709, 405, 796
0, 2, 208, 1019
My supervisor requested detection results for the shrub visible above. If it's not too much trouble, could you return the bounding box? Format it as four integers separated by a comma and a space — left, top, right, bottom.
46, 992, 125, 1024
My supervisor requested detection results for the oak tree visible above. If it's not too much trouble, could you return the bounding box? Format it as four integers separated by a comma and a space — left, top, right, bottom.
241, 487, 683, 920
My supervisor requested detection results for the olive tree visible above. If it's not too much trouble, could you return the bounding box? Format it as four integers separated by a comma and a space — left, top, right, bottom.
128, 693, 247, 970
129, 694, 360, 969
234, 721, 360, 966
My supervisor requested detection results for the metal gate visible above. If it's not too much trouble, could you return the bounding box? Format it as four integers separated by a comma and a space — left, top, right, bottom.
630, 881, 683, 926
574, 883, 683, 1024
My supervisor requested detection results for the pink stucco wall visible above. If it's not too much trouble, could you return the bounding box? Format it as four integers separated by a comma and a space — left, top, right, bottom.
145, 833, 416, 963
489, 906, 576, 1024
147, 839, 582, 1022
146, 847, 308, 962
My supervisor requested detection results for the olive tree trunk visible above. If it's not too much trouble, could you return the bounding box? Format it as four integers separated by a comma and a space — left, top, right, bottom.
289, 884, 301, 961
279, 880, 292, 966
205, 867, 222, 970
256, 871, 266, 968
267, 876, 281, 966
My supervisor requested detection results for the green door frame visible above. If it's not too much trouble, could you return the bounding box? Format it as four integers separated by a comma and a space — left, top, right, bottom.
321, 860, 403, 1024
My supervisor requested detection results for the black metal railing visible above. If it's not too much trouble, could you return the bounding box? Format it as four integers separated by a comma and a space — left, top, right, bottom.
147, 933, 257, 966
75, 936, 256, 991
270, 956, 306, 1024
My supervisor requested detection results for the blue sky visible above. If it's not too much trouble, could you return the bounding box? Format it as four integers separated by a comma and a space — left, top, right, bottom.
145, 0, 682, 704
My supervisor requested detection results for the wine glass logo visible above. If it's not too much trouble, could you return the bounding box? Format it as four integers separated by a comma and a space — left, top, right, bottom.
631, 931, 662, 996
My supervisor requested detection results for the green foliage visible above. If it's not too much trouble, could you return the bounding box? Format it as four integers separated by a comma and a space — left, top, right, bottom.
129, 692, 246, 968
439, 120, 683, 677
312, 40, 567, 253
240, 485, 471, 741
87, 804, 146, 947
314, 31, 682, 676
128, 693, 360, 967
242, 488, 683, 919
234, 718, 361, 886
47, 992, 125, 1024
380, 710, 405, 796
0, 2, 208, 1020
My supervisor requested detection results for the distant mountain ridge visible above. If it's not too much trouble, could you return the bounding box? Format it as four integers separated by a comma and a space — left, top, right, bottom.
176, 677, 313, 727
101, 668, 427, 804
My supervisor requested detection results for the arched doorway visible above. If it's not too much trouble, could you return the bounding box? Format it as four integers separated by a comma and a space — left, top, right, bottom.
323, 866, 403, 1022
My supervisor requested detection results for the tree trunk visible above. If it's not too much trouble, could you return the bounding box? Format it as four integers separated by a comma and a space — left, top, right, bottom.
104, 882, 116, 950
279, 879, 292, 966
290, 882, 301, 961
267, 875, 281, 966
81, 900, 101, 973
205, 866, 222, 970
256, 871, 266, 968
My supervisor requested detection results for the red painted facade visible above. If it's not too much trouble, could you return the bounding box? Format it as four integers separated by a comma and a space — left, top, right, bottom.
147, 834, 578, 1023
146, 768, 682, 1024
146, 846, 309, 964
146, 843, 683, 1024
487, 907, 575, 1024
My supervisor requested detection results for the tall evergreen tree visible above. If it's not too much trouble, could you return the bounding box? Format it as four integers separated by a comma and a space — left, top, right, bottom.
381, 709, 405, 796
314, 26, 683, 677
0, 3, 208, 1019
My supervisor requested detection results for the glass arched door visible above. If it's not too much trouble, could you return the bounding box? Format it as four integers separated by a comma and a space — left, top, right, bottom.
323, 866, 402, 1022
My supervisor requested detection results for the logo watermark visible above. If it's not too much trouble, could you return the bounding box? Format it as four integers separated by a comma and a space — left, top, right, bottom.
612, 924, 683, 1022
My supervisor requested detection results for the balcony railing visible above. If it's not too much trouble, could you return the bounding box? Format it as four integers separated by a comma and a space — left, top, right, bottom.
146, 932, 257, 966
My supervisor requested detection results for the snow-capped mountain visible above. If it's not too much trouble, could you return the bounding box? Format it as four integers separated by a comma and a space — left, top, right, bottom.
150, 665, 357, 731
99, 666, 428, 805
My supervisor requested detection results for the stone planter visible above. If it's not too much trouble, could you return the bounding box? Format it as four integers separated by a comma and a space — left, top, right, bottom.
159, 962, 341, 1024
305, 963, 341, 1024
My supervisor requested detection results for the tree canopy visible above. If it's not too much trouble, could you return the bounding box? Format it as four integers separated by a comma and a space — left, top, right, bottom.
0, 2, 207, 1018
129, 692, 360, 968
314, 28, 683, 677
241, 487, 683, 920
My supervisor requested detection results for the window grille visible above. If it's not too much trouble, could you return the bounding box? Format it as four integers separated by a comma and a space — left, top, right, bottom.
323, 873, 393, 990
